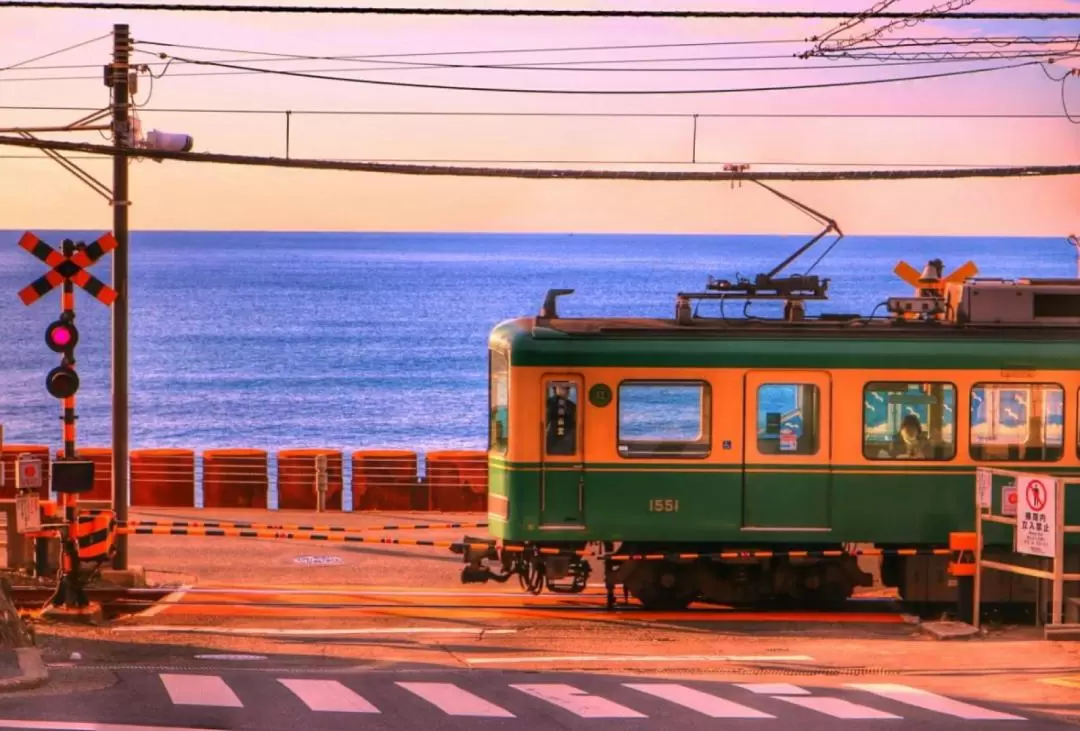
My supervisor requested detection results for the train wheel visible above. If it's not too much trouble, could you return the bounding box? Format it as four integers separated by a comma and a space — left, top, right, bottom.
626, 561, 697, 611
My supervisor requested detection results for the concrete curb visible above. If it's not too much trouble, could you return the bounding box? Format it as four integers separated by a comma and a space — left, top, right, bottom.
0, 647, 49, 692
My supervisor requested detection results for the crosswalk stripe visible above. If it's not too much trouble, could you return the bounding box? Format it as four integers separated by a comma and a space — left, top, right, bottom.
511, 684, 647, 718
736, 683, 812, 696
848, 683, 1027, 721
623, 683, 775, 718
278, 679, 380, 713
159, 674, 243, 708
396, 682, 515, 717
773, 696, 902, 720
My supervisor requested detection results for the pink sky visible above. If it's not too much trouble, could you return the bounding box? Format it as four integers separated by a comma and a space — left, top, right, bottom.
0, 0, 1077, 235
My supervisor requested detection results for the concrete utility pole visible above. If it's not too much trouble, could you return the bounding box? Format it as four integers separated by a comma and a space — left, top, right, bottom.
109, 23, 132, 570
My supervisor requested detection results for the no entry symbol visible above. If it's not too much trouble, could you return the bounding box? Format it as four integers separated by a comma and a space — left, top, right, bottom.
1026, 479, 1047, 512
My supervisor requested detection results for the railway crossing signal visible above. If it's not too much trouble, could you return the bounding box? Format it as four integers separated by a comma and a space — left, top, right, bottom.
17, 230, 118, 617
894, 258, 978, 294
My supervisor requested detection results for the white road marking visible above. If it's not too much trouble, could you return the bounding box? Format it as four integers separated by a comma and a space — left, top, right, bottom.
512, 684, 646, 719
396, 682, 515, 717
135, 584, 192, 618
0, 721, 224, 731
774, 696, 902, 720
736, 683, 812, 695
466, 654, 814, 665
278, 679, 380, 713
114, 625, 515, 636
849, 683, 1027, 720
159, 673, 243, 707
624, 683, 775, 718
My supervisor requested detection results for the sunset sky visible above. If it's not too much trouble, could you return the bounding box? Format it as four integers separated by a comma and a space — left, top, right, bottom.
0, 0, 1078, 235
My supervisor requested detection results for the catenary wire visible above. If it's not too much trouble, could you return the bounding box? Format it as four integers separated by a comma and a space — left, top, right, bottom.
1, 2, 1078, 18
1, 134, 1078, 181
0, 155, 1060, 167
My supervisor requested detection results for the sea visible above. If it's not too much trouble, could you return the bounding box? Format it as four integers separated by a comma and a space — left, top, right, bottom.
0, 230, 1074, 507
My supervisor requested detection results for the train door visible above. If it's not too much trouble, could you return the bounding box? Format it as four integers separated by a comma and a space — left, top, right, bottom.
742, 370, 832, 531
539, 374, 586, 530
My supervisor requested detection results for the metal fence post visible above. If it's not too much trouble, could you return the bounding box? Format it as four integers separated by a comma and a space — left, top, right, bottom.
314, 454, 327, 513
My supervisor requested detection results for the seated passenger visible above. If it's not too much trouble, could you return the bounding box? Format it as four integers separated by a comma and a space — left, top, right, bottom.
893, 413, 929, 458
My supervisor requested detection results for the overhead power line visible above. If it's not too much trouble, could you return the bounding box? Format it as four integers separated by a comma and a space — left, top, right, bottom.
2, 104, 1073, 120
0, 134, 1077, 181
1, 2, 1078, 18
1, 154, 1069, 169
0, 32, 110, 72
155, 54, 1042, 94
9, 56, 1049, 83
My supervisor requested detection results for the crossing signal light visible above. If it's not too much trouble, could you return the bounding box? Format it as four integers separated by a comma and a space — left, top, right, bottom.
45, 318, 78, 353
46, 363, 79, 399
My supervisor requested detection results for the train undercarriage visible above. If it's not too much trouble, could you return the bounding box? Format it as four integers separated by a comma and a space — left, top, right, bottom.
454, 537, 1080, 614
456, 538, 877, 610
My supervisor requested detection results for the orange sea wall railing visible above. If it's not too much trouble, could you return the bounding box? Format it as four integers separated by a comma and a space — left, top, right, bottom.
0, 442, 487, 511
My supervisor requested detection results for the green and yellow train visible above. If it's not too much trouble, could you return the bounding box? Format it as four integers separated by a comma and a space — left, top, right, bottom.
459, 258, 1080, 610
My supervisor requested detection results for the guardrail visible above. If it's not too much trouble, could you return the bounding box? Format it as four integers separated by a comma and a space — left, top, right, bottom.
0, 445, 488, 512
972, 466, 1080, 637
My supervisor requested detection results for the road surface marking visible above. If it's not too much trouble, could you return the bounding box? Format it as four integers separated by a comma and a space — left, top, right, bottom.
159, 673, 243, 707
0, 722, 220, 731
278, 679, 380, 713
511, 684, 646, 718
774, 696, 902, 719
736, 683, 812, 695
114, 625, 516, 636
849, 683, 1026, 720
466, 654, 814, 665
396, 682, 515, 717
623, 683, 775, 718
136, 584, 192, 617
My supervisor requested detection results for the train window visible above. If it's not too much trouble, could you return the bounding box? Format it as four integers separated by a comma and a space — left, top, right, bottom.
756, 383, 819, 456
488, 349, 510, 453
545, 381, 578, 456
862, 382, 956, 460
969, 382, 1063, 462
616, 381, 710, 458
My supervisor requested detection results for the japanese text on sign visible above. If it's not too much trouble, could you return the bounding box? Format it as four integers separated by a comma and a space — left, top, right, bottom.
1015, 475, 1057, 558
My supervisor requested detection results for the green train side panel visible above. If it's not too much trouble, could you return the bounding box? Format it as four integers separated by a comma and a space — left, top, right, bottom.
488, 461, 1080, 548
496, 320, 1080, 370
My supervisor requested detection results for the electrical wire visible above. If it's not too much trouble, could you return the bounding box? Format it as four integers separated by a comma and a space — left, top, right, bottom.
2, 104, 1073, 119
152, 53, 1044, 95
1, 1, 1078, 18
1, 134, 1077, 180
0, 155, 1060, 168
0, 32, 110, 72
810, 0, 979, 56
1, 57, 1023, 83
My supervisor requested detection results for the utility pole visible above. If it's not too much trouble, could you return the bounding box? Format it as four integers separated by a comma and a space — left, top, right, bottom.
109, 23, 132, 570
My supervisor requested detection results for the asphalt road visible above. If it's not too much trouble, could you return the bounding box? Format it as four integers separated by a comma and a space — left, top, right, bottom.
0, 665, 1062, 731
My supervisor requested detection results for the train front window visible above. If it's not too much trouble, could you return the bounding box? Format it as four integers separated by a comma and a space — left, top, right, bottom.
969, 382, 1063, 462
863, 382, 956, 460
488, 349, 510, 453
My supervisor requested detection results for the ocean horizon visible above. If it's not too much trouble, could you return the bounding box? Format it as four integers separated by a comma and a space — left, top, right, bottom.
1, 230, 1074, 507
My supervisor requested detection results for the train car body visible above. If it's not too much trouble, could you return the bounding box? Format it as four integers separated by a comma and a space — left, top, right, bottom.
464, 263, 1080, 611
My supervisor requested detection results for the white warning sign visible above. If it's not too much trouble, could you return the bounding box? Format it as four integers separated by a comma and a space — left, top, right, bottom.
1015, 475, 1057, 559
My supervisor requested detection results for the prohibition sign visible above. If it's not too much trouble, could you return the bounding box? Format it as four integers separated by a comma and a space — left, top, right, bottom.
1025, 478, 1047, 512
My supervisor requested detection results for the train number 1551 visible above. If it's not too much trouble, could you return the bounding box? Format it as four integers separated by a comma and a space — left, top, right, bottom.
648, 499, 679, 512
